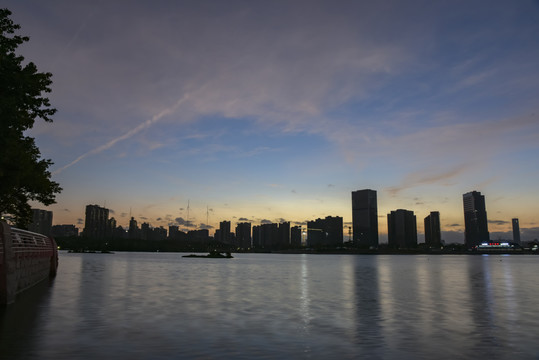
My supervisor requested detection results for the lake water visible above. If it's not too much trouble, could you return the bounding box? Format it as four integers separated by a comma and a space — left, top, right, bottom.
1, 252, 538, 359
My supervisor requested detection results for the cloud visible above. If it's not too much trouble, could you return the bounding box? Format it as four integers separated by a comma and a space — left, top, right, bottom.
386, 164, 471, 196
77, 218, 84, 225
489, 220, 510, 225
260, 219, 272, 224
199, 223, 214, 229
175, 217, 196, 228
238, 217, 250, 222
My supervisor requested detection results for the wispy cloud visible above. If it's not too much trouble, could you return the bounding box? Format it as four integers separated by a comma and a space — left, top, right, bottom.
53, 94, 190, 174
386, 164, 471, 196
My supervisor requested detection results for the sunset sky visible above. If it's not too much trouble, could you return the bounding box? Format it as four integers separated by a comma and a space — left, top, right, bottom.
7, 0, 539, 243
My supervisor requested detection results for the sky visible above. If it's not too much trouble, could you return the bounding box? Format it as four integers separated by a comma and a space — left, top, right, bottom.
6, 0, 539, 243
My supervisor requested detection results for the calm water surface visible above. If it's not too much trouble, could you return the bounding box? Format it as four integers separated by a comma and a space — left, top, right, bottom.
1, 252, 538, 359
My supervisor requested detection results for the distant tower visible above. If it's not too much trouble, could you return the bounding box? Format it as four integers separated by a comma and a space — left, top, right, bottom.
352, 189, 379, 248
424, 211, 441, 248
463, 191, 490, 248
387, 209, 417, 248
512, 218, 521, 244
84, 204, 109, 239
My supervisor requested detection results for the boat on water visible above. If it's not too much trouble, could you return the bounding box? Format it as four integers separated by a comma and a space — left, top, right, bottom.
183, 251, 233, 258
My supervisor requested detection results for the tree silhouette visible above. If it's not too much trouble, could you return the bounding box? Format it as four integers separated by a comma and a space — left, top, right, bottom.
0, 8, 61, 227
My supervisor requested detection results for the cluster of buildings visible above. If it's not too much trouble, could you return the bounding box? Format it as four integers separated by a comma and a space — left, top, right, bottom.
25, 189, 522, 250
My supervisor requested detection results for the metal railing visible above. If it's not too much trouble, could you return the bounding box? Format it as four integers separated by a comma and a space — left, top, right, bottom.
1, 221, 58, 305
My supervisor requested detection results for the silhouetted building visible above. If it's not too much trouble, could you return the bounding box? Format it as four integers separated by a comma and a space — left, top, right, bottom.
169, 225, 180, 239
352, 189, 379, 247
128, 217, 139, 239
28, 209, 53, 236
291, 226, 302, 247
83, 205, 109, 239
278, 222, 290, 249
424, 211, 441, 247
187, 229, 209, 242
387, 209, 417, 248
219, 221, 232, 244
252, 223, 278, 249
107, 217, 117, 238
307, 218, 326, 247
512, 218, 520, 244
463, 191, 489, 247
141, 222, 151, 240
307, 216, 343, 247
252, 225, 261, 248
52, 224, 78, 237
153, 226, 167, 241
235, 222, 251, 249
324, 216, 343, 247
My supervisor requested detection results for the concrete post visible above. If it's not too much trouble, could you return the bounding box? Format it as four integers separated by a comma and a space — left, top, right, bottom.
0, 220, 16, 305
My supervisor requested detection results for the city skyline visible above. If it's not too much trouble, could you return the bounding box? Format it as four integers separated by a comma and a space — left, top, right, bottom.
40, 188, 529, 244
5, 1, 539, 242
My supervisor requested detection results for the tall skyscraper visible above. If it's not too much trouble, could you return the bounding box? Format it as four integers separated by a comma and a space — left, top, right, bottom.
352, 189, 379, 247
28, 209, 53, 236
463, 191, 489, 247
424, 211, 441, 247
387, 209, 417, 248
235, 222, 251, 249
219, 221, 231, 244
512, 218, 520, 244
84, 204, 109, 239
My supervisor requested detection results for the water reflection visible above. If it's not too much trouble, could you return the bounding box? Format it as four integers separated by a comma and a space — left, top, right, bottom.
1, 253, 539, 359
0, 278, 55, 358
352, 256, 385, 358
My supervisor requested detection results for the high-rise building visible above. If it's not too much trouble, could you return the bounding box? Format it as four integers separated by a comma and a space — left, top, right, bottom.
463, 191, 489, 247
290, 226, 302, 247
352, 189, 379, 247
278, 222, 290, 249
512, 218, 520, 244
28, 209, 53, 236
424, 211, 441, 247
387, 209, 417, 248
306, 216, 343, 247
235, 222, 251, 249
219, 221, 232, 244
307, 218, 326, 247
83, 205, 109, 239
128, 217, 139, 239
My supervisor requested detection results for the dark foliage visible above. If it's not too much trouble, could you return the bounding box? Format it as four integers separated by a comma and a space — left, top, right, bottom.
0, 8, 61, 226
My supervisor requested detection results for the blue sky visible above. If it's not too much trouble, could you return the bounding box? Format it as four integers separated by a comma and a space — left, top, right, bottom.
7, 0, 539, 242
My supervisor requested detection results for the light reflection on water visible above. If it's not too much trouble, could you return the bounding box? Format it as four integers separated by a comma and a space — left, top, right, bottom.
1, 252, 539, 359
